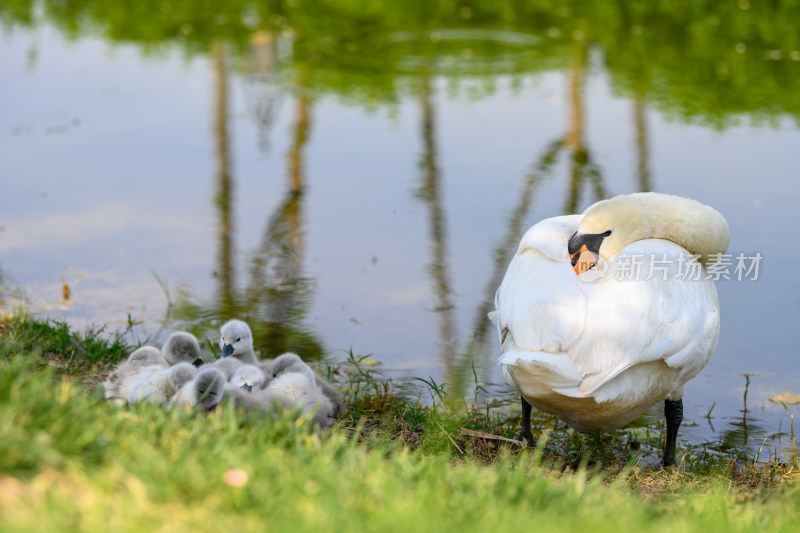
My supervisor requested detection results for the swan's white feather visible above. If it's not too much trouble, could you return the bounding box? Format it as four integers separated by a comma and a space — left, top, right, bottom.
491, 214, 720, 432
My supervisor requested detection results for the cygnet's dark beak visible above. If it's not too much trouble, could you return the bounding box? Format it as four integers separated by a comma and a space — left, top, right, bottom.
241, 383, 253, 392
221, 344, 234, 358
193, 358, 205, 368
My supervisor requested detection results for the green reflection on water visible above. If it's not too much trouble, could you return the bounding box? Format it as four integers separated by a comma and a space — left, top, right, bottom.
4, 0, 800, 127
169, 42, 323, 360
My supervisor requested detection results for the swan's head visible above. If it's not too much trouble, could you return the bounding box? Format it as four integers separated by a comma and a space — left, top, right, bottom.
219, 319, 254, 359
271, 352, 315, 383
568, 192, 729, 274
163, 332, 203, 367
230, 365, 266, 392
568, 197, 649, 274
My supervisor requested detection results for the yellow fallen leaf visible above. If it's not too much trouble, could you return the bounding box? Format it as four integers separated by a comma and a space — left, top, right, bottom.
769, 392, 800, 405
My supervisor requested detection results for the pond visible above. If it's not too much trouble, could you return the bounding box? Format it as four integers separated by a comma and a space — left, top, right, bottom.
2, 1, 800, 460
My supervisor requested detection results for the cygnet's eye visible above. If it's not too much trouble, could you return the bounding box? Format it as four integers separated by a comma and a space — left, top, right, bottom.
186, 353, 193, 359
236, 338, 241, 342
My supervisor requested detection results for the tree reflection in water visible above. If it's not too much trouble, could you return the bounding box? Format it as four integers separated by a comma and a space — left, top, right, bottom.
174, 41, 323, 360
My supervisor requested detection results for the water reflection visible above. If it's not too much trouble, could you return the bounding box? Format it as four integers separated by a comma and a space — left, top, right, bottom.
249, 79, 318, 356
707, 376, 768, 455
448, 137, 564, 394
5, 1, 799, 124
213, 41, 236, 316
417, 74, 457, 371
244, 30, 283, 154
564, 41, 607, 213
174, 44, 322, 359
633, 96, 651, 192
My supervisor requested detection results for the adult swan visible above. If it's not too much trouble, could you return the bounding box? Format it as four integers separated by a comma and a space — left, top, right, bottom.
489, 192, 729, 466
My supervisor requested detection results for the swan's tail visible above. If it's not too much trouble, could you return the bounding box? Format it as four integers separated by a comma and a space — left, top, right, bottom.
499, 349, 583, 398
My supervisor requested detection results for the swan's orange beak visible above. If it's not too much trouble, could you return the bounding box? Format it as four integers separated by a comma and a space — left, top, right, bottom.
569, 244, 597, 275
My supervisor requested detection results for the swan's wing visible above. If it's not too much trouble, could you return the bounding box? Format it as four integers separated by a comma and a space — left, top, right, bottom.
491, 232, 720, 405
490, 215, 584, 346
498, 347, 583, 397
571, 239, 720, 400
491, 249, 586, 357
490, 216, 588, 395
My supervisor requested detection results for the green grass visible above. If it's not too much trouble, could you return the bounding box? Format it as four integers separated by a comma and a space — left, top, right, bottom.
0, 314, 131, 372
1, 317, 799, 532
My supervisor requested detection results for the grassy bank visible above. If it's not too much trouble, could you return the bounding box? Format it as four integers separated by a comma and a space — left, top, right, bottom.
0, 315, 798, 532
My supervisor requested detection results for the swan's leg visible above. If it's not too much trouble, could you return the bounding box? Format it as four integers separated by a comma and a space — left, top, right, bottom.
662, 399, 683, 467
518, 396, 535, 447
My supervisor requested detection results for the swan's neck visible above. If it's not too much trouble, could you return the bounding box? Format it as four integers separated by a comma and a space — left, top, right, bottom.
638, 195, 729, 265
589, 193, 730, 265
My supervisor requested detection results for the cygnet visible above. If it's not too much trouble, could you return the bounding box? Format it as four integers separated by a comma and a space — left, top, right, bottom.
104, 332, 203, 399
230, 364, 267, 392
270, 352, 344, 416
218, 319, 258, 364
158, 331, 203, 367
170, 367, 226, 411
262, 367, 336, 429
128, 346, 165, 367
119, 362, 198, 406
222, 380, 334, 430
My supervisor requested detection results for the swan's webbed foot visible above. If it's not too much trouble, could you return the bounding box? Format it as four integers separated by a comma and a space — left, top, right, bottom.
518, 396, 536, 447
661, 398, 683, 467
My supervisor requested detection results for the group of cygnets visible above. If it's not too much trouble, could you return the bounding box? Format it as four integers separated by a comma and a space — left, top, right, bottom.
103, 319, 343, 429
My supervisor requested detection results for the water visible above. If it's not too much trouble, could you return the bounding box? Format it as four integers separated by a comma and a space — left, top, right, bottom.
2, 1, 800, 459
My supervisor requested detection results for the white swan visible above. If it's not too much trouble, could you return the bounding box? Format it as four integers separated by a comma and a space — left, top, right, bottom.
489, 192, 729, 466
103, 331, 203, 399
218, 319, 258, 364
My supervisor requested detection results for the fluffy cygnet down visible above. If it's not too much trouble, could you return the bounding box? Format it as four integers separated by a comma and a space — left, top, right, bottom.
128, 346, 164, 367
209, 357, 244, 380
262, 366, 336, 429
170, 367, 226, 411
229, 364, 267, 392
160, 331, 204, 367
270, 352, 344, 416
119, 362, 198, 406
223, 380, 335, 430
103, 347, 160, 399
104, 332, 203, 399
